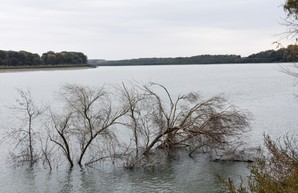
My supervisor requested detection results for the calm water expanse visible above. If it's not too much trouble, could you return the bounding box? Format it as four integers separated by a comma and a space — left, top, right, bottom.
0, 63, 297, 193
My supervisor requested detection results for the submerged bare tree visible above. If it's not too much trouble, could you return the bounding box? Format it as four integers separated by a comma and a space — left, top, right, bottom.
7, 89, 44, 166
46, 111, 74, 167
145, 83, 250, 155
119, 83, 250, 167
119, 83, 151, 157
4, 83, 250, 169
55, 84, 128, 166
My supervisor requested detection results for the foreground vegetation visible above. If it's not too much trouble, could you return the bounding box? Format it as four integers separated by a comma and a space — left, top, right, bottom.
220, 135, 298, 193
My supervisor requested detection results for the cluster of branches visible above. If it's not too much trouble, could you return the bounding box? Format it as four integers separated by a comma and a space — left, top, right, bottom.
0, 50, 87, 66
283, 0, 298, 39
284, 0, 298, 16
4, 83, 250, 170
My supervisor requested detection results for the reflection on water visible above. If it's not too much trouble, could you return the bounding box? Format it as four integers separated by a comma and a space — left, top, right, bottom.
1, 153, 248, 193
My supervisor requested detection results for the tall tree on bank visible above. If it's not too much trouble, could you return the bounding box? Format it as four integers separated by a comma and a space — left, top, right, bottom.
220, 1, 298, 192
282, 0, 298, 77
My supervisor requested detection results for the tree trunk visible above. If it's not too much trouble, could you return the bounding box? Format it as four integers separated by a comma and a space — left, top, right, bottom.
28, 116, 34, 166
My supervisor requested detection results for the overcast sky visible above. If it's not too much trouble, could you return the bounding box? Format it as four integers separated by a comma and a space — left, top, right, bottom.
0, 0, 290, 59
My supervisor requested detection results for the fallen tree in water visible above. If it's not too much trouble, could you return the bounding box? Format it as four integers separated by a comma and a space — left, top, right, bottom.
117, 82, 251, 168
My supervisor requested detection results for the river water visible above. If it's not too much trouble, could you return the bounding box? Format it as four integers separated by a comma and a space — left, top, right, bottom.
0, 63, 297, 192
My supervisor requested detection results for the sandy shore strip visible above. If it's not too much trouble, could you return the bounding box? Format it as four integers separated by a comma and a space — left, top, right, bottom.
0, 65, 96, 73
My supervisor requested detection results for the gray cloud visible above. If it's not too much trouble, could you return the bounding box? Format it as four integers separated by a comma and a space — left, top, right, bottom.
0, 0, 289, 59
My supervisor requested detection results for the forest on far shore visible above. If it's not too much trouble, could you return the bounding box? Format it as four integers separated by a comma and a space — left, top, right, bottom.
89, 44, 298, 66
0, 50, 88, 67
2, 44, 298, 67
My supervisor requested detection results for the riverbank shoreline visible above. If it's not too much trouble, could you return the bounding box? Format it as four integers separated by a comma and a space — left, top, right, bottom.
0, 64, 96, 73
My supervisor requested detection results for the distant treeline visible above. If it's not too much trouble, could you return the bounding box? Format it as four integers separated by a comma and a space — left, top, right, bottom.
89, 45, 298, 66
0, 50, 88, 66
